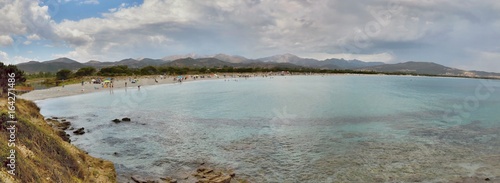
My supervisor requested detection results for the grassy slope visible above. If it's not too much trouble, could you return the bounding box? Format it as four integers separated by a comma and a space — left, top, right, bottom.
0, 98, 116, 183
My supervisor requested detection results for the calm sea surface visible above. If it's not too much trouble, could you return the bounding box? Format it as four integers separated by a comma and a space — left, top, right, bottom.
37, 75, 500, 182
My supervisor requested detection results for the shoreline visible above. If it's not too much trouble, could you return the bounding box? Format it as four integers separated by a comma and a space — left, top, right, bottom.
19, 75, 226, 101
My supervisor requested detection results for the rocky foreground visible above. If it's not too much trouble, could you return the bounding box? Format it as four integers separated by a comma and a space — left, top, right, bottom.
122, 165, 248, 183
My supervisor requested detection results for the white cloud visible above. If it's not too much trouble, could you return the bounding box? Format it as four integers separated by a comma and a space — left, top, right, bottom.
0, 0, 56, 41
0, 50, 34, 64
1, 0, 499, 71
0, 35, 14, 46
12, 55, 34, 64
0, 51, 8, 61
455, 50, 500, 72
27, 34, 41, 40
23, 40, 31, 45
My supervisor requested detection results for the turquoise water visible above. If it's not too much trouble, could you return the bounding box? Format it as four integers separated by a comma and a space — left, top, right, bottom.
37, 75, 500, 182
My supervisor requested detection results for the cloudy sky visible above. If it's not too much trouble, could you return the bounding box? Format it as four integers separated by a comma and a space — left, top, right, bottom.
1, 0, 500, 72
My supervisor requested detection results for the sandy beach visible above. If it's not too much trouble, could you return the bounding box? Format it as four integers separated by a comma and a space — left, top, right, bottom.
19, 75, 224, 101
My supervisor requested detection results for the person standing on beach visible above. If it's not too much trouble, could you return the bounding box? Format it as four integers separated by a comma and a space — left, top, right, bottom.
138, 85, 141, 90
125, 82, 127, 87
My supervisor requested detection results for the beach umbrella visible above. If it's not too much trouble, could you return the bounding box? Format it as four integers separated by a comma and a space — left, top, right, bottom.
103, 80, 111, 83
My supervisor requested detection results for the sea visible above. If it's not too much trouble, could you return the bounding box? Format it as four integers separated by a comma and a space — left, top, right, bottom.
36, 75, 500, 182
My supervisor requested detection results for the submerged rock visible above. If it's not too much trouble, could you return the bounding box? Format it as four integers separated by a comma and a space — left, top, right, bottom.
130, 174, 162, 183
193, 166, 232, 183
73, 128, 85, 135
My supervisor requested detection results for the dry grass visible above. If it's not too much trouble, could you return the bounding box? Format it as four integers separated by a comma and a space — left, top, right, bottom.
0, 98, 116, 183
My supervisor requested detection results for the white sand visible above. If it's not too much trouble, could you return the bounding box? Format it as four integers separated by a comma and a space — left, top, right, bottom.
19, 76, 221, 101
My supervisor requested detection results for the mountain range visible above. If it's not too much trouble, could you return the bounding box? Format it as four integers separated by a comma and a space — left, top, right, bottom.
14, 54, 500, 78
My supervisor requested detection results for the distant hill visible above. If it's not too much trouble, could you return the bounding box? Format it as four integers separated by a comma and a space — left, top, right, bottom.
17, 57, 85, 73
14, 55, 500, 78
357, 61, 500, 78
258, 54, 384, 69
161, 53, 205, 61
83, 58, 164, 68
213, 54, 255, 63
358, 61, 462, 75
163, 57, 303, 69
322, 58, 384, 69
164, 57, 233, 67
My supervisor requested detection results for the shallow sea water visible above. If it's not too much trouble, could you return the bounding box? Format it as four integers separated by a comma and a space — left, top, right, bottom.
37, 75, 500, 182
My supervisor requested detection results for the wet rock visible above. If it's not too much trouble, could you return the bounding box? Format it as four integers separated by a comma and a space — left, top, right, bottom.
130, 175, 159, 183
131, 175, 145, 183
485, 178, 491, 181
122, 117, 131, 121
193, 166, 233, 183
160, 177, 177, 183
211, 175, 231, 183
58, 121, 71, 130
112, 119, 121, 123
73, 127, 85, 135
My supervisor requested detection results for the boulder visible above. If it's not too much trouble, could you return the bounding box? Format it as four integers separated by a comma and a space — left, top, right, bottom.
112, 119, 121, 123
122, 117, 131, 121
73, 128, 85, 135
58, 121, 71, 130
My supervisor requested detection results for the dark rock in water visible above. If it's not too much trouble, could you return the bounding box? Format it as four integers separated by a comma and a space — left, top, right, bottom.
52, 116, 59, 119
73, 128, 85, 135
58, 121, 71, 130
61, 119, 66, 122
122, 117, 131, 121
130, 175, 143, 183
69, 127, 74, 130
485, 178, 491, 181
112, 119, 121, 123
130, 175, 158, 183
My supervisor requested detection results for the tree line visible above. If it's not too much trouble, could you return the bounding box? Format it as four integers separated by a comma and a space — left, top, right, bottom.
25, 64, 446, 82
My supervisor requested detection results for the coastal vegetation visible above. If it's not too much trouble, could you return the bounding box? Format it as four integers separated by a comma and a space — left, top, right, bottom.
0, 63, 26, 95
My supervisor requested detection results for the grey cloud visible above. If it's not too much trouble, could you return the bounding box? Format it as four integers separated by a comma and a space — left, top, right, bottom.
7, 0, 499, 71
